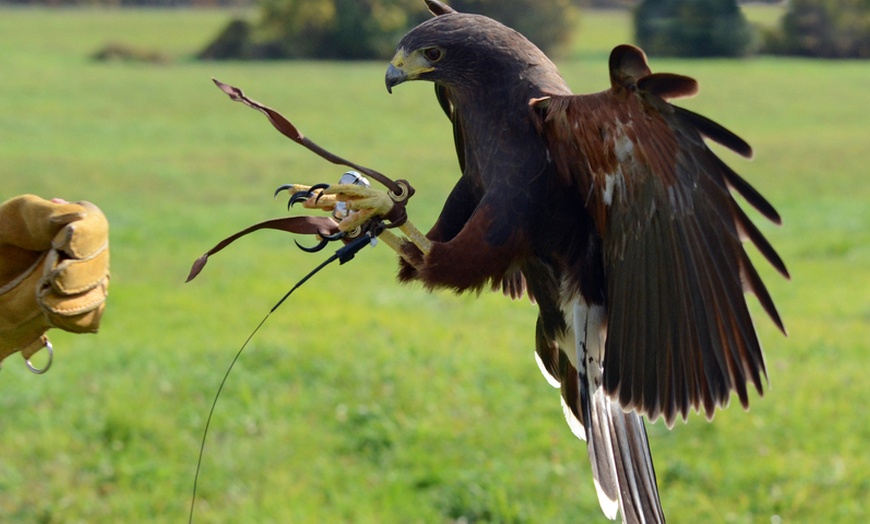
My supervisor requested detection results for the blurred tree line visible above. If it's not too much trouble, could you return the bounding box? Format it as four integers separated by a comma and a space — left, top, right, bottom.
196, 0, 867, 60
635, 0, 869, 58
1, 0, 251, 5
198, 0, 579, 60
6, 0, 865, 59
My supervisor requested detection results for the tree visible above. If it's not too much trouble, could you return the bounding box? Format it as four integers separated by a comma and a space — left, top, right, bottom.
449, 0, 579, 54
765, 0, 870, 58
259, 0, 430, 59
634, 0, 758, 57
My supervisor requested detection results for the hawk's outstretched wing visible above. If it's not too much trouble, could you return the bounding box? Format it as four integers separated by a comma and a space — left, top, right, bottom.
530, 45, 789, 428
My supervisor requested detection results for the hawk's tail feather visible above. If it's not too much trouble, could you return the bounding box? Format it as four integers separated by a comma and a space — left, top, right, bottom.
586, 385, 665, 523
539, 300, 666, 522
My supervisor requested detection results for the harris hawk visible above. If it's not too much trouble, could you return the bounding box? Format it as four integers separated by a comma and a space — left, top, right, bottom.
208, 0, 788, 521
377, 1, 788, 522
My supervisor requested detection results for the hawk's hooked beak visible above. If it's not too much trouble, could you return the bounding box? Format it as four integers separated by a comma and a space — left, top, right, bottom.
385, 49, 434, 93
385, 62, 407, 94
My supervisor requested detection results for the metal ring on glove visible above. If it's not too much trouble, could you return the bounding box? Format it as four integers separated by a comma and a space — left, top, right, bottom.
26, 340, 53, 375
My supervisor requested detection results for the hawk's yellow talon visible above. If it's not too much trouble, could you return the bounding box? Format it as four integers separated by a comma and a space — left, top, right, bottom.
278, 178, 427, 266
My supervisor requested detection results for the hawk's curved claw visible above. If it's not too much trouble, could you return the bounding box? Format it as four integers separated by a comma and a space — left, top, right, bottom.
282, 183, 332, 209
293, 229, 346, 253
321, 231, 346, 241
309, 183, 331, 205
294, 238, 329, 253
274, 184, 294, 198
287, 191, 311, 209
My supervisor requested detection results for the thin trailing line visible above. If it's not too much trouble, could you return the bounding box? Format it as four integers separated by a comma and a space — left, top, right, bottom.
188, 233, 374, 523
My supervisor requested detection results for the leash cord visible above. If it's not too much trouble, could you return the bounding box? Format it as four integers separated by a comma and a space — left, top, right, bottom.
188, 233, 374, 523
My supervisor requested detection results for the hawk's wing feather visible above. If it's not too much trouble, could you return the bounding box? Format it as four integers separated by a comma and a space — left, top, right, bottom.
530, 69, 786, 426
435, 84, 466, 173
672, 106, 753, 160
436, 82, 533, 300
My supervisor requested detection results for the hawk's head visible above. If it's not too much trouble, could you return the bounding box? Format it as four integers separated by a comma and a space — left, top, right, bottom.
384, 4, 556, 96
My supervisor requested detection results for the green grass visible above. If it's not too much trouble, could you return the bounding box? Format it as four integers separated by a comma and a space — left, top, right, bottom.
1, 6, 868, 523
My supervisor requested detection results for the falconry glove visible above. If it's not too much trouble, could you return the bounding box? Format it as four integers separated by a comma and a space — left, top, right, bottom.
0, 195, 109, 369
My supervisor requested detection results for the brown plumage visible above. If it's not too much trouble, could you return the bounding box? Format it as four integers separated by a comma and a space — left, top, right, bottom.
386, 2, 787, 522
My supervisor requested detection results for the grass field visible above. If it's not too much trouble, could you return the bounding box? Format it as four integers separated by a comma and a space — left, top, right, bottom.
1, 6, 868, 523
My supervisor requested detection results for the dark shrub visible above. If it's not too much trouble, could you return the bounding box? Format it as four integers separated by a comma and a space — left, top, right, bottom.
634, 0, 758, 57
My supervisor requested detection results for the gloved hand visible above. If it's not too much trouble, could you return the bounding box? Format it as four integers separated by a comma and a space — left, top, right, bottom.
0, 195, 109, 370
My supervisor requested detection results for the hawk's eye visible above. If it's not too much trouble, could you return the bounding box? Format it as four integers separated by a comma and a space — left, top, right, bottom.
423, 47, 443, 62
